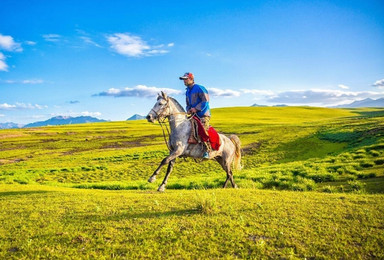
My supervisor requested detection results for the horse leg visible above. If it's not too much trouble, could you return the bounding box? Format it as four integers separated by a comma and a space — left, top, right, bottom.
148, 157, 167, 183
148, 149, 182, 187
158, 159, 176, 192
216, 156, 237, 189
215, 157, 230, 188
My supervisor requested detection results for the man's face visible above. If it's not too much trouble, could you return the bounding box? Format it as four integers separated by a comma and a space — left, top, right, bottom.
183, 78, 194, 87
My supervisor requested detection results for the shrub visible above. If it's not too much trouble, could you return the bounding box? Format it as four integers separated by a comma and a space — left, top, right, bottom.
353, 154, 366, 160
195, 193, 218, 215
357, 173, 376, 179
347, 180, 366, 193
374, 159, 384, 165
360, 161, 374, 168
320, 185, 338, 193
369, 150, 380, 157
308, 173, 336, 183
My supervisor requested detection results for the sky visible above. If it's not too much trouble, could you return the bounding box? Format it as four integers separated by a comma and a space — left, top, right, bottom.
1, 0, 384, 124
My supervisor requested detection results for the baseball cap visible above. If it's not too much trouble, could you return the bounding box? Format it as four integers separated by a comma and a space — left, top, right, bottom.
179, 72, 194, 80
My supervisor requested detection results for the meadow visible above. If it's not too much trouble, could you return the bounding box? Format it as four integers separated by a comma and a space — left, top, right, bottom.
0, 106, 383, 258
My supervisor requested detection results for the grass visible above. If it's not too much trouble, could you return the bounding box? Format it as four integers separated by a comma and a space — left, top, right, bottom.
0, 184, 383, 259
0, 106, 384, 258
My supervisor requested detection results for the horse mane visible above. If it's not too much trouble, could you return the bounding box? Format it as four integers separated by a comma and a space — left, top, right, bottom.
169, 97, 185, 112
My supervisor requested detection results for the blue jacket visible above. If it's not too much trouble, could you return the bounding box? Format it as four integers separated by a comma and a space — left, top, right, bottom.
186, 84, 211, 118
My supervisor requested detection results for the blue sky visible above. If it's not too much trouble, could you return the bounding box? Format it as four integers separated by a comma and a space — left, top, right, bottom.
1, 0, 383, 124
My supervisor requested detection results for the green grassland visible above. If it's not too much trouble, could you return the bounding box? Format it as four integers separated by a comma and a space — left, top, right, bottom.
1, 107, 383, 192
1, 106, 384, 258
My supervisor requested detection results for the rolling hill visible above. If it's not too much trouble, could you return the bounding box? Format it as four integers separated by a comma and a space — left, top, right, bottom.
23, 116, 107, 128
0, 106, 383, 259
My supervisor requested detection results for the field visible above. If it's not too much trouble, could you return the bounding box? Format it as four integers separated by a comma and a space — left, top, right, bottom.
1, 107, 384, 258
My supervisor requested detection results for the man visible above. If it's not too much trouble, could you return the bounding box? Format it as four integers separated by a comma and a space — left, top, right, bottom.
179, 72, 211, 159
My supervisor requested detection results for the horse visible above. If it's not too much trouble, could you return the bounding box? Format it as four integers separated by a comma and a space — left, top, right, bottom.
146, 91, 241, 192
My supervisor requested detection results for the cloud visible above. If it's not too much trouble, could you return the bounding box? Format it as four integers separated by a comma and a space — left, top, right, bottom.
80, 36, 102, 48
107, 33, 173, 57
0, 52, 8, 71
51, 111, 102, 118
22, 79, 44, 84
338, 84, 349, 89
0, 34, 22, 52
373, 79, 384, 89
69, 100, 80, 104
0, 79, 44, 84
0, 103, 47, 110
94, 85, 181, 98
266, 89, 384, 106
240, 89, 275, 96
43, 34, 61, 42
25, 41, 36, 46
209, 88, 241, 97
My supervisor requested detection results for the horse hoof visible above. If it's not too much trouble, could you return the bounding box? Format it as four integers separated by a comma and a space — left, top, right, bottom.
157, 185, 166, 192
148, 176, 156, 183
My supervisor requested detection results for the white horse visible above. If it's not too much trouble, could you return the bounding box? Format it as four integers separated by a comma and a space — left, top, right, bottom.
146, 92, 241, 192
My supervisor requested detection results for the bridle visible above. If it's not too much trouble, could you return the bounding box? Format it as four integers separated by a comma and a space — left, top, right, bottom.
149, 97, 193, 151
150, 97, 191, 123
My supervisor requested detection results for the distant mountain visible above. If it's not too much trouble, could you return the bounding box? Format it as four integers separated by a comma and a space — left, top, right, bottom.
24, 116, 107, 128
251, 104, 287, 107
333, 98, 384, 108
127, 114, 146, 120
0, 122, 24, 129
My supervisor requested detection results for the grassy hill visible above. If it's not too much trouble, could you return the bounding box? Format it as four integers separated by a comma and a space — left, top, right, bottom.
0, 107, 383, 192
0, 106, 383, 258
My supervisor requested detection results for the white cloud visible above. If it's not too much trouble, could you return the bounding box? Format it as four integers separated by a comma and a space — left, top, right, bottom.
80, 36, 101, 48
107, 33, 173, 57
0, 113, 4, 117
25, 41, 36, 45
373, 79, 384, 89
338, 84, 349, 89
95, 85, 181, 98
0, 79, 44, 84
0, 34, 22, 52
52, 111, 102, 118
0, 103, 47, 110
267, 89, 384, 106
241, 89, 275, 96
43, 34, 61, 42
0, 52, 8, 71
21, 79, 44, 84
209, 88, 241, 97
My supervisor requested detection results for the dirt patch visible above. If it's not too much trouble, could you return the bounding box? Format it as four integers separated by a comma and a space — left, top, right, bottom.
242, 142, 262, 155
0, 134, 25, 139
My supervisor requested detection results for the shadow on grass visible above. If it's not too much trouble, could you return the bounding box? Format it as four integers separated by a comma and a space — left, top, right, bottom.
0, 190, 53, 197
82, 208, 200, 223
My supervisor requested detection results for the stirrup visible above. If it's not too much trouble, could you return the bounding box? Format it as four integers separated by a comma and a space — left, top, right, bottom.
203, 152, 209, 159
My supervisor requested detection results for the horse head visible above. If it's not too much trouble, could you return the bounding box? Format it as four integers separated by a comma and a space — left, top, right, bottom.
146, 91, 170, 123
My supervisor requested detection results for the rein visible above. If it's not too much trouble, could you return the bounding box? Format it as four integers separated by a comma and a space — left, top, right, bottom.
151, 99, 193, 151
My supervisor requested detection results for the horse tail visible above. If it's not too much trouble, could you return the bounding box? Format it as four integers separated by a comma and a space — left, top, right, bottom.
229, 134, 242, 171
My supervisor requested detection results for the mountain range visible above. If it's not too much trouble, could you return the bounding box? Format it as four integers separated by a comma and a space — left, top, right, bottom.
22, 116, 107, 128
332, 98, 384, 108
127, 114, 146, 120
0, 122, 24, 129
1, 98, 383, 129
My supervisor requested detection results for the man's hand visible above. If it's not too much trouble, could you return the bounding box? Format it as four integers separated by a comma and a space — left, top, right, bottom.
188, 108, 197, 114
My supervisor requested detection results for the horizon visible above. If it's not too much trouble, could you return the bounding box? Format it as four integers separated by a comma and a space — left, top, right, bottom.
2, 97, 383, 127
1, 0, 384, 124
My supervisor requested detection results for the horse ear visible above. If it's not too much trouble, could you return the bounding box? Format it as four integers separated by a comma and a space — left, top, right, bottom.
161, 91, 168, 99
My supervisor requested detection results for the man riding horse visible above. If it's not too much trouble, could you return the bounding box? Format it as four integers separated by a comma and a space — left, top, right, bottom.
179, 72, 211, 159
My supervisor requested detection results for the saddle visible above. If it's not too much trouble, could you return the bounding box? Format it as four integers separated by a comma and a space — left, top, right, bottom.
188, 116, 221, 151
